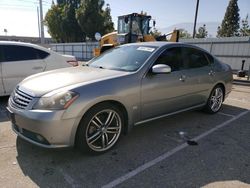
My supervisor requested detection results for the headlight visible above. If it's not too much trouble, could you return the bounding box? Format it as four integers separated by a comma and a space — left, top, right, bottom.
33, 91, 79, 110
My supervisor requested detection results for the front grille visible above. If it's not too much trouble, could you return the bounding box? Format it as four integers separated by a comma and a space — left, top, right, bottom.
10, 88, 34, 110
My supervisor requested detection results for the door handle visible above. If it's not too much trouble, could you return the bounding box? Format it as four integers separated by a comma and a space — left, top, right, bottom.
32, 66, 43, 70
208, 70, 215, 76
179, 75, 186, 82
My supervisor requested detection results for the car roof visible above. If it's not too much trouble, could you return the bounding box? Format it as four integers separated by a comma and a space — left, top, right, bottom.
0, 41, 50, 53
123, 41, 188, 48
124, 42, 211, 54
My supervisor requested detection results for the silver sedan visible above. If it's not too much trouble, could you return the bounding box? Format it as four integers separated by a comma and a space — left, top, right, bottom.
7, 42, 233, 153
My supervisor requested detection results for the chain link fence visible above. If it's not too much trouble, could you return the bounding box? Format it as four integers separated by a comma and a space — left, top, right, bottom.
50, 42, 99, 61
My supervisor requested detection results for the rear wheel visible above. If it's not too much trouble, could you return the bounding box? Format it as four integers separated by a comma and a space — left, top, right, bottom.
204, 86, 224, 114
76, 103, 124, 153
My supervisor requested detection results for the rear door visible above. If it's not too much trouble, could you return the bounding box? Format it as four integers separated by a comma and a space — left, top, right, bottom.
1, 45, 46, 94
181, 47, 215, 104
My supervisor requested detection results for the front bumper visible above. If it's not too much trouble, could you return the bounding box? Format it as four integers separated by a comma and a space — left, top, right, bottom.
7, 106, 81, 148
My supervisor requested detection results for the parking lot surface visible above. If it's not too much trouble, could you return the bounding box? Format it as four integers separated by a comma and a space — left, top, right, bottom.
0, 84, 250, 188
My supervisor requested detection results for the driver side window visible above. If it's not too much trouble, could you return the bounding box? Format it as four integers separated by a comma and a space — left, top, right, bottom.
154, 47, 183, 72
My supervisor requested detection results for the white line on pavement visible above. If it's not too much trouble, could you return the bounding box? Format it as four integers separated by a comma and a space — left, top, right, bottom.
218, 112, 235, 118
102, 110, 249, 188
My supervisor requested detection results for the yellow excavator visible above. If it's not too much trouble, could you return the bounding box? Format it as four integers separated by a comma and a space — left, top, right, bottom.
94, 13, 179, 56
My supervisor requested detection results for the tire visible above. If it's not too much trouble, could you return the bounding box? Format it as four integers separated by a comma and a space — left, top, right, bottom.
76, 103, 124, 154
204, 85, 224, 114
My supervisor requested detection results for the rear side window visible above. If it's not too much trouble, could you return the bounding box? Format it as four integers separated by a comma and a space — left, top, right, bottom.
2, 45, 49, 62
154, 47, 183, 71
0, 46, 3, 62
35, 49, 49, 59
183, 47, 209, 69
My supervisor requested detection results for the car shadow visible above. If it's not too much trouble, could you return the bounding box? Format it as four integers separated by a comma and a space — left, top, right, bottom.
0, 96, 9, 123
15, 104, 249, 187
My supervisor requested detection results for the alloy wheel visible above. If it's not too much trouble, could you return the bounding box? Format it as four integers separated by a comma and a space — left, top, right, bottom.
85, 109, 122, 152
209, 87, 223, 112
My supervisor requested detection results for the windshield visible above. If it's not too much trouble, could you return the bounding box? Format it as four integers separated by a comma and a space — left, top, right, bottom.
88, 45, 157, 72
118, 17, 130, 34
142, 18, 150, 35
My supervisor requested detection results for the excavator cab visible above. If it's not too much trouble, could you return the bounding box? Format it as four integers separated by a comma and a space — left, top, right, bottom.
93, 12, 179, 56
117, 13, 153, 44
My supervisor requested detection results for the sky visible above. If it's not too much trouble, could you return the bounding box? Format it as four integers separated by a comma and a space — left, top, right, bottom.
0, 0, 249, 37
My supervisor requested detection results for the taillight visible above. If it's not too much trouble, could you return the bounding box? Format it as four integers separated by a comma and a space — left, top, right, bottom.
67, 60, 79, 67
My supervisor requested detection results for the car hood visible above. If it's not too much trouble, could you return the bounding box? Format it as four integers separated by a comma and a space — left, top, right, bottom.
18, 66, 129, 97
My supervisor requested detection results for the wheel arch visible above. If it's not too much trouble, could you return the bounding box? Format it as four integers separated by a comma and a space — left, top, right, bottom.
213, 82, 226, 101
74, 100, 129, 145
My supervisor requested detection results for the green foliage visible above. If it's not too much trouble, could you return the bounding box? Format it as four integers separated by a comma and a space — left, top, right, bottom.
45, 0, 114, 42
240, 14, 250, 36
179, 29, 192, 39
61, 3, 84, 42
101, 4, 114, 35
217, 0, 240, 37
45, 4, 64, 42
45, 0, 84, 42
150, 28, 161, 38
196, 24, 208, 38
76, 0, 114, 40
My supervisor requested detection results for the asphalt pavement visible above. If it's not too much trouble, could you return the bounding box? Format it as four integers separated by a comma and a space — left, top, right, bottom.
0, 85, 249, 188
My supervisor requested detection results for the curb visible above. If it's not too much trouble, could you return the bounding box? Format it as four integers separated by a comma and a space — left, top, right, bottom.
233, 79, 250, 86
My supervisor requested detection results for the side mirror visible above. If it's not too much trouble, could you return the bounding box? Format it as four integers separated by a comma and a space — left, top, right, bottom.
152, 64, 171, 74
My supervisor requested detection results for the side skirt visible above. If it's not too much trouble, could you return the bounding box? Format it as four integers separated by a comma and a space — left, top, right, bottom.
134, 103, 206, 126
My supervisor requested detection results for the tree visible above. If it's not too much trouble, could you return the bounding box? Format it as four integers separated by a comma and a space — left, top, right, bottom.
45, 3, 65, 42
217, 0, 240, 37
102, 4, 114, 34
195, 24, 208, 38
45, 0, 114, 42
150, 28, 161, 38
45, 0, 85, 42
179, 29, 192, 39
240, 14, 250, 36
60, 3, 84, 42
76, 0, 114, 40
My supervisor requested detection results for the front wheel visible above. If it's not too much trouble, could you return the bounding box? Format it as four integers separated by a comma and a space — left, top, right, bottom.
76, 103, 124, 154
204, 86, 224, 114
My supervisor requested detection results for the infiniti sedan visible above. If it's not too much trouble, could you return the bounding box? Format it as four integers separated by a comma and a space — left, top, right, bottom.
7, 42, 233, 153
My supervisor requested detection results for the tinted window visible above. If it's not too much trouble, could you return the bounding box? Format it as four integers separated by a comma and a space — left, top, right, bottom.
0, 46, 3, 62
2, 45, 46, 62
154, 47, 183, 71
205, 53, 214, 64
35, 49, 49, 59
183, 47, 209, 68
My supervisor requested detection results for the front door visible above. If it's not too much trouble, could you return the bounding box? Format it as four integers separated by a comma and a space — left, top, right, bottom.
141, 47, 191, 120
